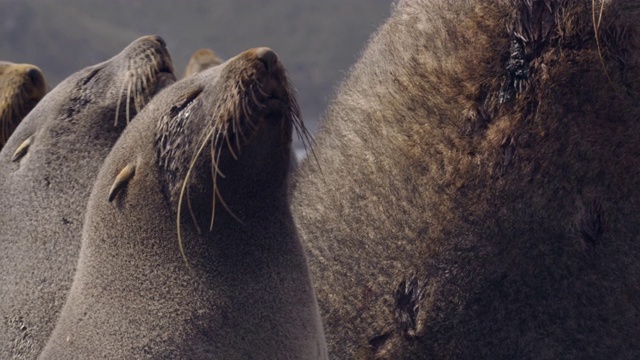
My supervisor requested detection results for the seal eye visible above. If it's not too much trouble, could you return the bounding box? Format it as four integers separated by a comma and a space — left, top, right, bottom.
82, 68, 101, 86
170, 87, 203, 117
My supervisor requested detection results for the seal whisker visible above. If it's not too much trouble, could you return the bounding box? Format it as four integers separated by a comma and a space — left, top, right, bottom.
256, 83, 269, 97
177, 121, 221, 266
134, 75, 145, 114
250, 84, 265, 109
241, 95, 252, 118
186, 181, 202, 235
210, 131, 227, 179
224, 122, 240, 160
209, 138, 226, 231
114, 74, 128, 127
289, 92, 322, 174
1, 110, 9, 145
125, 77, 133, 124
214, 182, 244, 225
233, 104, 247, 152
241, 96, 259, 132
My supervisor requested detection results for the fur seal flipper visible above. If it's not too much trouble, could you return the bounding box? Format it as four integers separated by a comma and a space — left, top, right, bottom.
0, 35, 175, 358
292, 1, 640, 358
41, 47, 327, 359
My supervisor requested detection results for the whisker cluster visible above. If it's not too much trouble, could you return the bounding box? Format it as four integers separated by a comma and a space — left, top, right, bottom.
114, 48, 166, 127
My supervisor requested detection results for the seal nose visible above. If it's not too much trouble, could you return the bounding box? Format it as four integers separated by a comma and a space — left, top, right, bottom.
255, 47, 278, 73
151, 35, 167, 49
26, 67, 43, 86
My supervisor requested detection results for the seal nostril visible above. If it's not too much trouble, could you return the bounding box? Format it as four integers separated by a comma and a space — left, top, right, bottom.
255, 47, 278, 73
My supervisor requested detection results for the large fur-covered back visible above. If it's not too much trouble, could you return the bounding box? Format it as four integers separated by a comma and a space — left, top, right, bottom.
292, 1, 640, 358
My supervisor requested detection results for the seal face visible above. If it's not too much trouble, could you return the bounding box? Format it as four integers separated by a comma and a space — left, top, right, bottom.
292, 1, 640, 358
0, 35, 175, 358
0, 61, 47, 149
184, 48, 224, 77
41, 47, 327, 359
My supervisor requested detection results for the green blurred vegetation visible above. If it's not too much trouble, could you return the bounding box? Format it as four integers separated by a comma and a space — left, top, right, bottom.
0, 0, 392, 132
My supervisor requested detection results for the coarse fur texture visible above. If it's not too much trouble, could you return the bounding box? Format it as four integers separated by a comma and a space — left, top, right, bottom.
40, 48, 327, 359
0, 35, 175, 359
184, 48, 224, 77
0, 61, 47, 149
292, 0, 640, 358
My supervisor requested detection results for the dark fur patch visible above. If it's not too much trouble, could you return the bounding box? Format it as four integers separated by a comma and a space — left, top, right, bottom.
394, 277, 427, 338
501, 0, 559, 103
368, 332, 391, 353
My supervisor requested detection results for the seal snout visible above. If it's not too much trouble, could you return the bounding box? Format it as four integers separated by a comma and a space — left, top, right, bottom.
149, 35, 167, 48
132, 35, 174, 75
255, 47, 278, 73
26, 67, 44, 85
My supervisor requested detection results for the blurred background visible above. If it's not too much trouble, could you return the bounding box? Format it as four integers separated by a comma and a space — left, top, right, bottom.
0, 0, 392, 144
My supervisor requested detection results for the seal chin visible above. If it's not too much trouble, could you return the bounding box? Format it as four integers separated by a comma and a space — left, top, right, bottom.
264, 98, 287, 117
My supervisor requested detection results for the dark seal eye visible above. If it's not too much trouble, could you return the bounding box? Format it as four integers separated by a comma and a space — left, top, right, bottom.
82, 68, 101, 86
170, 87, 203, 117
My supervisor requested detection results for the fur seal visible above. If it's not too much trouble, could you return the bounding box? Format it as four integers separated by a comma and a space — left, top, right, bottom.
184, 48, 224, 77
292, 0, 640, 358
41, 47, 327, 359
0, 61, 47, 149
0, 35, 175, 358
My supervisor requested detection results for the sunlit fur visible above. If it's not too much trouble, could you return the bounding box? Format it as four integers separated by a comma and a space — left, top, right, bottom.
183, 48, 224, 77
0, 62, 47, 149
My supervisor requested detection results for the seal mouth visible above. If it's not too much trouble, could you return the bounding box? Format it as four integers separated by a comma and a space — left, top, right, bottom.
263, 97, 287, 118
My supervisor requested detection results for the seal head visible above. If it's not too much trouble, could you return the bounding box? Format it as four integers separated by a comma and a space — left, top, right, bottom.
0, 35, 175, 358
0, 61, 47, 149
184, 48, 224, 77
41, 47, 326, 359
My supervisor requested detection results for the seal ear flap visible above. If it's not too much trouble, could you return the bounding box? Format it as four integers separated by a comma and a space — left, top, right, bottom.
11, 135, 33, 162
108, 163, 136, 202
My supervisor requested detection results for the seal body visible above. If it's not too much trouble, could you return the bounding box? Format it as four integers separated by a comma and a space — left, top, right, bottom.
184, 48, 224, 77
0, 35, 174, 358
0, 61, 47, 149
292, 1, 640, 358
41, 47, 327, 359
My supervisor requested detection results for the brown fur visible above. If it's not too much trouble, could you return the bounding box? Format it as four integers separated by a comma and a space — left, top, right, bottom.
184, 48, 224, 77
292, 0, 640, 358
41, 48, 327, 359
0, 62, 46, 149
